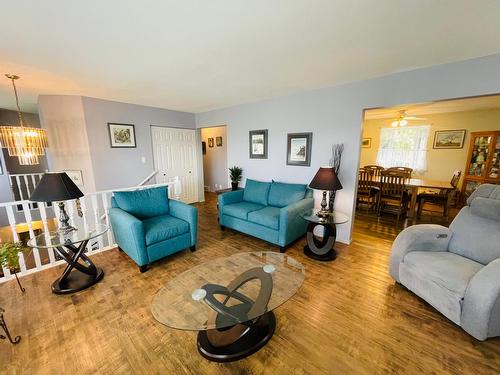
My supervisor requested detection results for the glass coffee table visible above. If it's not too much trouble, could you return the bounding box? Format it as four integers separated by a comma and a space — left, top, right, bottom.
27, 224, 107, 294
151, 251, 305, 362
301, 209, 349, 261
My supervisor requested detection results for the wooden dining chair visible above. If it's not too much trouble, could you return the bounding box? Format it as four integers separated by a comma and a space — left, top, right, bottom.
363, 165, 384, 179
377, 170, 409, 225
386, 167, 413, 178
357, 169, 379, 211
417, 170, 462, 219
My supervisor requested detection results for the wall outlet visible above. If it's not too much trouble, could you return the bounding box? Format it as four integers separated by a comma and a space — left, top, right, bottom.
141, 156, 147, 164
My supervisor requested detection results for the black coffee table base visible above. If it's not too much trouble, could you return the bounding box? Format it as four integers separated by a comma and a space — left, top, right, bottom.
304, 245, 337, 261
52, 240, 104, 294
197, 311, 276, 362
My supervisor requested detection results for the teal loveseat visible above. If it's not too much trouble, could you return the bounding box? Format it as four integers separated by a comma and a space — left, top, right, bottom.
218, 179, 314, 251
109, 186, 197, 272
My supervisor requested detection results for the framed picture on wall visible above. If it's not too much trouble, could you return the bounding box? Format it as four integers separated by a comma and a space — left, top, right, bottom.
433, 129, 466, 149
249, 129, 268, 159
286, 132, 312, 166
208, 138, 214, 147
361, 138, 372, 148
64, 170, 84, 187
108, 123, 136, 148
216, 136, 223, 147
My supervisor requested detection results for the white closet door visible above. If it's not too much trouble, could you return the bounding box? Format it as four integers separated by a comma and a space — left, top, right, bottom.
151, 126, 198, 204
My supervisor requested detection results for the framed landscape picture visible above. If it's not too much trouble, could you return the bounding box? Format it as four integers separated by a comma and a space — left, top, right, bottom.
286, 132, 312, 166
249, 129, 268, 159
433, 129, 466, 149
108, 123, 136, 148
361, 138, 371, 148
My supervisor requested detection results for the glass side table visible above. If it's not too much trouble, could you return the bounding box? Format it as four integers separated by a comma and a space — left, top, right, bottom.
301, 209, 349, 261
27, 224, 108, 294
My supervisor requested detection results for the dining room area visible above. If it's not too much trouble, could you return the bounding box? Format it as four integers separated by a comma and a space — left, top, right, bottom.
356, 94, 500, 229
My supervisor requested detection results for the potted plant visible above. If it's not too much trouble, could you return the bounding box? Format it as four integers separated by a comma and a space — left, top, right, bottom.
0, 242, 25, 292
229, 166, 243, 191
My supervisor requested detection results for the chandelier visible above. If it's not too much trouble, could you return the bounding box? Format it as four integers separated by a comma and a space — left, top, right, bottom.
0, 74, 48, 165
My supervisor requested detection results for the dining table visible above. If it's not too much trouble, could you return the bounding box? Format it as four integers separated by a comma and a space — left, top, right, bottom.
370, 176, 455, 219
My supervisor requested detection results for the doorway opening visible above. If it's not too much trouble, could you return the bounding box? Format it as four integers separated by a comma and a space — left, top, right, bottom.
200, 125, 228, 195
355, 94, 500, 234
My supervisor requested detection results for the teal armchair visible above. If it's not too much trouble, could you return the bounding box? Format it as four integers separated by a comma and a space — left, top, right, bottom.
218, 179, 314, 251
109, 186, 197, 272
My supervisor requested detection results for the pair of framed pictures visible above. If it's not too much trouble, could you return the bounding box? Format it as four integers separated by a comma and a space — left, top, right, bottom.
249, 130, 312, 166
207, 137, 223, 148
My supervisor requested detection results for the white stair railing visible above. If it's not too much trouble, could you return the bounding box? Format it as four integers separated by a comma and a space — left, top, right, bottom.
0, 179, 181, 284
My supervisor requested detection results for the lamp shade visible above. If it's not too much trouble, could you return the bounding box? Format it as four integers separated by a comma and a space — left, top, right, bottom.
309, 167, 342, 191
30, 172, 84, 202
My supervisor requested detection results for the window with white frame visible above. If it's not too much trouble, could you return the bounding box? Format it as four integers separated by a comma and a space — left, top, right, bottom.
376, 125, 430, 173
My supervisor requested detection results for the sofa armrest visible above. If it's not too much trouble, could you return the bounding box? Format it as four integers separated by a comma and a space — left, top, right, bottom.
389, 224, 452, 282
169, 200, 198, 246
278, 197, 314, 246
218, 190, 244, 206
462, 258, 500, 341
108, 207, 148, 266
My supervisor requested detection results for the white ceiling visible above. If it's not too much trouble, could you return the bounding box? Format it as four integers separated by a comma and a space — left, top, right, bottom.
364, 94, 500, 120
1, 0, 500, 114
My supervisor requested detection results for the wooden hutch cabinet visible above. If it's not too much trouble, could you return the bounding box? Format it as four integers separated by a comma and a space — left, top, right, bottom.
461, 131, 500, 200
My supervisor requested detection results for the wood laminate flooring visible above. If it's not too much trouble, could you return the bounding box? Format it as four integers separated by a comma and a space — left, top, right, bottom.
1, 193, 499, 374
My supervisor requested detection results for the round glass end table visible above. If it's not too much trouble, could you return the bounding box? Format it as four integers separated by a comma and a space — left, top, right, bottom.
301, 209, 349, 261
151, 251, 304, 362
27, 224, 108, 294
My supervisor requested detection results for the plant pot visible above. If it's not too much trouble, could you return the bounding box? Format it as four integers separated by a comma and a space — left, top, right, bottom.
231, 182, 239, 191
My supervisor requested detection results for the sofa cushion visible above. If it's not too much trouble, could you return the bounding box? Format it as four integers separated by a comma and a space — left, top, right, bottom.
403, 251, 482, 294
268, 182, 307, 208
143, 215, 189, 246
114, 186, 169, 219
243, 179, 271, 206
400, 251, 483, 324
223, 201, 264, 220
248, 206, 281, 230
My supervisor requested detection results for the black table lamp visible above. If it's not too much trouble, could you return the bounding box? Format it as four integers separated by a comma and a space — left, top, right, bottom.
30, 172, 84, 233
309, 166, 343, 218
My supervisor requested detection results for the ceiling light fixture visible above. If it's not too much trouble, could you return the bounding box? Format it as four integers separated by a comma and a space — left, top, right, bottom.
391, 110, 426, 128
0, 74, 48, 165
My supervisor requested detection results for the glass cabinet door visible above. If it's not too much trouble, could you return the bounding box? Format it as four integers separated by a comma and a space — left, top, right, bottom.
487, 135, 500, 180
468, 135, 492, 177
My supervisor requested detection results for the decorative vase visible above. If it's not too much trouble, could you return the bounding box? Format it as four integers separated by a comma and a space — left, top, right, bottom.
231, 182, 239, 191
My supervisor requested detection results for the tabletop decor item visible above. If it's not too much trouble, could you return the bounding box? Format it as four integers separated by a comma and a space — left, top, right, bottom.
329, 143, 344, 212
286, 132, 312, 166
229, 166, 243, 190
151, 251, 304, 362
309, 166, 342, 218
249, 129, 268, 159
108, 123, 136, 148
0, 242, 25, 292
302, 209, 349, 261
30, 172, 84, 234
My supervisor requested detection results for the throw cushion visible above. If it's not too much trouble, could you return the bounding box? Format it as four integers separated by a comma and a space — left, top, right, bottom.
223, 201, 265, 220
114, 186, 169, 219
143, 214, 189, 246
268, 182, 307, 208
247, 206, 281, 230
243, 179, 271, 206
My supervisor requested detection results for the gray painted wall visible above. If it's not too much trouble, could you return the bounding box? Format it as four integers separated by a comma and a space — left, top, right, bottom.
201, 126, 228, 192
196, 54, 500, 244
81, 97, 196, 191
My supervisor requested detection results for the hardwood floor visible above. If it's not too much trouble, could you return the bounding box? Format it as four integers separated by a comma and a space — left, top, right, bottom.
1, 193, 499, 374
